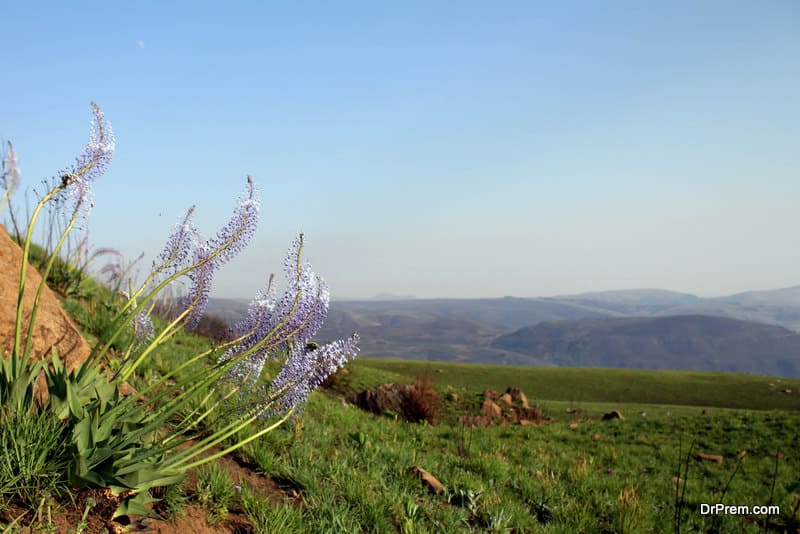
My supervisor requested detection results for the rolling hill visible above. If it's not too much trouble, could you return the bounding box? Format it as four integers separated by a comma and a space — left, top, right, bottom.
204, 286, 800, 376
491, 314, 800, 377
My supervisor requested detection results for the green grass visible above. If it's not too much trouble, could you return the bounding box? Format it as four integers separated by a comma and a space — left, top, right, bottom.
195, 463, 237, 524
4, 270, 800, 532
231, 388, 800, 532
355, 358, 800, 410
0, 405, 69, 506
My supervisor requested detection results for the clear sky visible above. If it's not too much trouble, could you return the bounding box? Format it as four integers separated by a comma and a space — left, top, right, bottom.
2, 1, 799, 300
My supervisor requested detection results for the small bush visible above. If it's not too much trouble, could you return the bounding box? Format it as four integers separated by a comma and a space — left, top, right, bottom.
406, 374, 441, 425
192, 313, 232, 343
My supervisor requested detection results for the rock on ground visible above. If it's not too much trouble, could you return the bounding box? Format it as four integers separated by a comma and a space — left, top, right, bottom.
0, 225, 91, 401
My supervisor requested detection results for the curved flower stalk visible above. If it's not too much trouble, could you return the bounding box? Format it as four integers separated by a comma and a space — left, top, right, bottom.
180, 242, 216, 330
180, 176, 260, 329
155, 205, 201, 280
206, 175, 260, 266
141, 176, 258, 323
219, 235, 330, 390
109, 177, 260, 382
13, 103, 115, 362
49, 103, 115, 220
272, 234, 331, 348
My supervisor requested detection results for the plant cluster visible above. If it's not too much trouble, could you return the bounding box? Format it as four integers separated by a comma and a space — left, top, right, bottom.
0, 104, 358, 518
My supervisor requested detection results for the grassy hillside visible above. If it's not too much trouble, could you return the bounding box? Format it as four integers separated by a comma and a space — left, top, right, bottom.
353, 358, 800, 411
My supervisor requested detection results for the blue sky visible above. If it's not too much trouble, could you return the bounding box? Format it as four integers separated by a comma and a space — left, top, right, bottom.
2, 1, 799, 299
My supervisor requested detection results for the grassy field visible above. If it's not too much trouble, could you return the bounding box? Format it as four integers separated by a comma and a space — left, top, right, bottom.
2, 288, 800, 532
355, 358, 800, 411
219, 364, 800, 533
148, 351, 800, 531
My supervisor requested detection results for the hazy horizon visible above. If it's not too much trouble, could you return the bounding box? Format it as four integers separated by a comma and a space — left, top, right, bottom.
3, 2, 798, 301
216, 284, 800, 303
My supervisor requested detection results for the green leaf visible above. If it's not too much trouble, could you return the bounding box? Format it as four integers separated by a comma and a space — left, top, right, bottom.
120, 467, 185, 494
67, 380, 86, 419
95, 412, 116, 443
73, 415, 93, 454
113, 491, 160, 520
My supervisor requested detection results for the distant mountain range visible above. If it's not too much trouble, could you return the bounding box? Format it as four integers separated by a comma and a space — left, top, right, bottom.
491, 315, 800, 377
205, 287, 800, 377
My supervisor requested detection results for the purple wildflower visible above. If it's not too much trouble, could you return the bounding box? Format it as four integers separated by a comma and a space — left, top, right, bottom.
132, 309, 155, 342
269, 235, 331, 349
205, 176, 259, 266
71, 102, 115, 184
233, 275, 278, 340
219, 235, 329, 381
55, 103, 115, 217
267, 334, 360, 415
2, 141, 20, 191
183, 243, 216, 330
154, 206, 200, 278
217, 237, 358, 418
220, 277, 277, 388
172, 178, 259, 331
99, 261, 122, 277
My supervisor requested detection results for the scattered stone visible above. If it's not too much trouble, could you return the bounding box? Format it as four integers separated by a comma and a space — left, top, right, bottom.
602, 410, 625, 421
353, 383, 415, 417
568, 422, 579, 430
505, 409, 520, 424
640, 411, 647, 417
783, 389, 793, 394
410, 466, 444, 494
505, 387, 530, 409
591, 433, 602, 441
565, 407, 584, 415
448, 392, 459, 402
695, 453, 724, 465
481, 399, 502, 420
498, 393, 514, 408
465, 387, 547, 427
